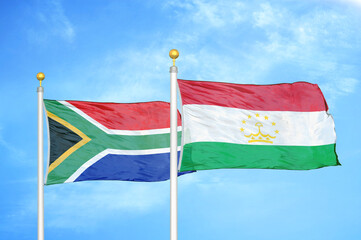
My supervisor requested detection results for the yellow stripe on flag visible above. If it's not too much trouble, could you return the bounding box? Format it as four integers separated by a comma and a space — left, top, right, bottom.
46, 111, 91, 173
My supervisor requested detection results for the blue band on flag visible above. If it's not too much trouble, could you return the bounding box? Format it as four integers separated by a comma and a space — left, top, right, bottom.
74, 151, 188, 182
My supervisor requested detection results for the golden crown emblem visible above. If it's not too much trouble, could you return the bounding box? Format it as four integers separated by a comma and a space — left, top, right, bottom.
240, 113, 279, 144
245, 122, 275, 143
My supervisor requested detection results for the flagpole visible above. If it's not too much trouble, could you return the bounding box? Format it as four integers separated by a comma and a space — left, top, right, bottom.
169, 49, 179, 240
37, 72, 45, 240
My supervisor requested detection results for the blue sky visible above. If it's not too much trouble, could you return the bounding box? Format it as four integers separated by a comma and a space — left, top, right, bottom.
1, 0, 361, 239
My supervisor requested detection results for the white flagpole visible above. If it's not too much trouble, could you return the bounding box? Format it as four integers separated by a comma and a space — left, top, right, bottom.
169, 49, 179, 240
37, 72, 45, 240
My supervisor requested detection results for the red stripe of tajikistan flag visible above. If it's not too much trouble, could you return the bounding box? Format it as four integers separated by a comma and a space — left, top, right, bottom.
178, 79, 339, 172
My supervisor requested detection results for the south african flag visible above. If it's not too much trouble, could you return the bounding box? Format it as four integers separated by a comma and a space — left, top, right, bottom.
44, 100, 184, 185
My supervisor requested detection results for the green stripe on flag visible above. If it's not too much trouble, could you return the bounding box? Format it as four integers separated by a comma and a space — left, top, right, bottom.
180, 142, 340, 172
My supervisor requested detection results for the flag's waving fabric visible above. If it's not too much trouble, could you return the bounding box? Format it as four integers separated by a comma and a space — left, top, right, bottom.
44, 100, 183, 185
178, 79, 339, 172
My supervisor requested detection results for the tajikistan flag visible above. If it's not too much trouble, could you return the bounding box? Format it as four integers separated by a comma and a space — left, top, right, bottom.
178, 79, 339, 172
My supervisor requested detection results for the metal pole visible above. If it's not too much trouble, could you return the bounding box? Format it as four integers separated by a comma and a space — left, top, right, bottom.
37, 72, 45, 240
169, 49, 179, 240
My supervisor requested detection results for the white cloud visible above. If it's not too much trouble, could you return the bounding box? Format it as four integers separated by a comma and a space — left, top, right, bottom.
165, 0, 246, 28
332, 0, 361, 7
29, 0, 75, 43
0, 126, 26, 161
88, 48, 172, 103
3, 179, 170, 231
337, 78, 359, 93
178, 170, 295, 224
253, 2, 284, 28
44, 181, 169, 229
320, 77, 359, 107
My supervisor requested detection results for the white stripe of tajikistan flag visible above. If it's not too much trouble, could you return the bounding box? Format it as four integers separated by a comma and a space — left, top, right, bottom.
183, 105, 335, 146
178, 79, 339, 172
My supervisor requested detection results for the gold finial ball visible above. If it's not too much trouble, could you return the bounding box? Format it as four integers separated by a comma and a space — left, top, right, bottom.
36, 72, 45, 81
169, 49, 179, 60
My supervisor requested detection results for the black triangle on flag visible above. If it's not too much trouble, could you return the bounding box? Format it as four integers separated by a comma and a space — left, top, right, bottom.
48, 117, 82, 165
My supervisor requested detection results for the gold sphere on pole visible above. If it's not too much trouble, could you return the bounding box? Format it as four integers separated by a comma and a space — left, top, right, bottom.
37, 72, 45, 86
37, 72, 45, 81
169, 49, 179, 66
169, 49, 179, 59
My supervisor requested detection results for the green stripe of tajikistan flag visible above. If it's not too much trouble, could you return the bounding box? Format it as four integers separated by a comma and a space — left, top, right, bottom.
178, 80, 339, 172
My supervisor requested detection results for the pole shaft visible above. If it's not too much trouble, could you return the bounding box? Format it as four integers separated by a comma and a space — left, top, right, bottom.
37, 86, 44, 240
170, 66, 178, 240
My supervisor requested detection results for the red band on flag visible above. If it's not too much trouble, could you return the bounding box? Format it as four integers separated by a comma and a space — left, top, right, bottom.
67, 101, 181, 130
178, 79, 328, 112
